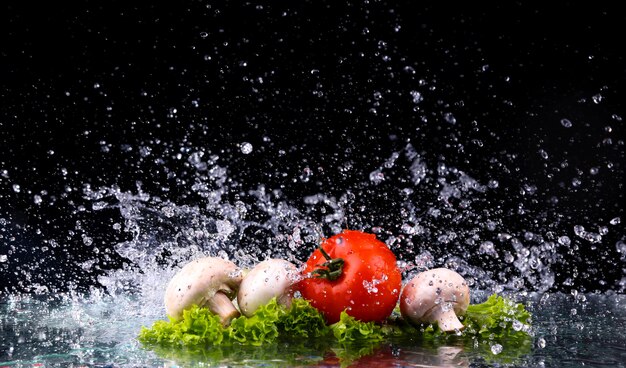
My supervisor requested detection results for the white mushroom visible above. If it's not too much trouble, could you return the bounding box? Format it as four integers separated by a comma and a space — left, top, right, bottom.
237, 258, 299, 317
400, 268, 470, 332
164, 256, 243, 325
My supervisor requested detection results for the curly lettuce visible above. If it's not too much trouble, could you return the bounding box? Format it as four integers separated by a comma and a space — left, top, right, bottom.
139, 294, 532, 348
138, 305, 225, 346
139, 298, 335, 347
462, 294, 532, 342
330, 311, 384, 343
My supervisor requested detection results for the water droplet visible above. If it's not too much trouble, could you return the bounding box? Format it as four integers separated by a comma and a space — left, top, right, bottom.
0, 255, 7, 263
538, 337, 546, 348
369, 169, 385, 184
592, 94, 603, 104
560, 118, 573, 128
33, 195, 42, 205
610, 217, 621, 225
82, 236, 93, 246
574, 225, 586, 237
488, 180, 499, 189
199, 31, 208, 38
557, 236, 571, 246
409, 90, 423, 104
240, 142, 253, 154
299, 167, 313, 183
12, 184, 20, 193
491, 344, 503, 355
443, 112, 457, 125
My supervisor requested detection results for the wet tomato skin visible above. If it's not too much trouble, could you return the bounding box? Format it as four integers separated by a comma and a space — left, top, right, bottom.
297, 230, 402, 324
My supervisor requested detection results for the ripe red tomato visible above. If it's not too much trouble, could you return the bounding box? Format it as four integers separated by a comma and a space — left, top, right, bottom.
297, 230, 402, 324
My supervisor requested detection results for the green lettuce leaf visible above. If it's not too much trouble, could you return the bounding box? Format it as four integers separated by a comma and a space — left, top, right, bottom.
228, 297, 284, 345
463, 294, 532, 342
278, 297, 329, 338
139, 298, 332, 348
330, 311, 384, 343
139, 294, 532, 350
138, 305, 225, 347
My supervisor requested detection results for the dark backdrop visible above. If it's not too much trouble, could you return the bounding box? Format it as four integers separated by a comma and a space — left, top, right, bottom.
1, 1, 624, 294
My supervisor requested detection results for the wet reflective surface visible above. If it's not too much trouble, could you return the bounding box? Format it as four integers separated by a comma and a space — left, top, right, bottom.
1, 292, 624, 367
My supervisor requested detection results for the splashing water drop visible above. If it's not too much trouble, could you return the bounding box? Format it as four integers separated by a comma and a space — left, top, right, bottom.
410, 90, 423, 104
592, 94, 603, 104
443, 112, 457, 125
491, 344, 503, 355
240, 142, 253, 154
538, 338, 547, 348
574, 225, 586, 238
369, 169, 385, 184
557, 236, 571, 246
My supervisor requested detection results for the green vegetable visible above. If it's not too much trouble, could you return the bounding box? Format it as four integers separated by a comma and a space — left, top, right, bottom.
139, 297, 333, 347
227, 296, 283, 345
139, 294, 533, 367
330, 311, 384, 343
278, 297, 329, 338
138, 305, 225, 346
462, 294, 532, 342
139, 294, 532, 349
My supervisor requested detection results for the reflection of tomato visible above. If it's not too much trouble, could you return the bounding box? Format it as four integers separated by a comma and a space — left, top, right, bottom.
297, 230, 402, 324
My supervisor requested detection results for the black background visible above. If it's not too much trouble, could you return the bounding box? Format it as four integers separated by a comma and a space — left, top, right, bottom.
1, 1, 624, 294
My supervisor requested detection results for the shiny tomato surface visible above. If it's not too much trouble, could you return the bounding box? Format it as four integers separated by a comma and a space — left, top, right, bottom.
297, 230, 402, 323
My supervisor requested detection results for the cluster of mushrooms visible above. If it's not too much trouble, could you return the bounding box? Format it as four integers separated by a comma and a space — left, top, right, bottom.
164, 256, 470, 332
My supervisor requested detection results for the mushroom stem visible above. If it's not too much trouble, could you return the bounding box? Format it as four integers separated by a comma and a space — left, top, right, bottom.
208, 291, 240, 326
432, 308, 465, 332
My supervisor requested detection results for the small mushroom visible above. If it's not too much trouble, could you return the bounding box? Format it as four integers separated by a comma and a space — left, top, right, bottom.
164, 256, 243, 325
400, 268, 470, 332
237, 258, 299, 317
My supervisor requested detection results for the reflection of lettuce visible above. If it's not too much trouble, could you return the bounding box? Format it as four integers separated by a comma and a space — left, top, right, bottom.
144, 340, 327, 367
139, 294, 533, 366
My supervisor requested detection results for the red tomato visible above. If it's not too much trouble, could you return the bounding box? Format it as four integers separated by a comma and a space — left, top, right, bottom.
297, 230, 402, 324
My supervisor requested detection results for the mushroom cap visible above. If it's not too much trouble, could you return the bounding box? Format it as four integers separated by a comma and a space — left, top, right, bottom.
164, 256, 243, 320
400, 268, 470, 326
237, 258, 299, 317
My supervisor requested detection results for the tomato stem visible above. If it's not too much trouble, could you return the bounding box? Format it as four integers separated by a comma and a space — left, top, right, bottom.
311, 246, 344, 281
